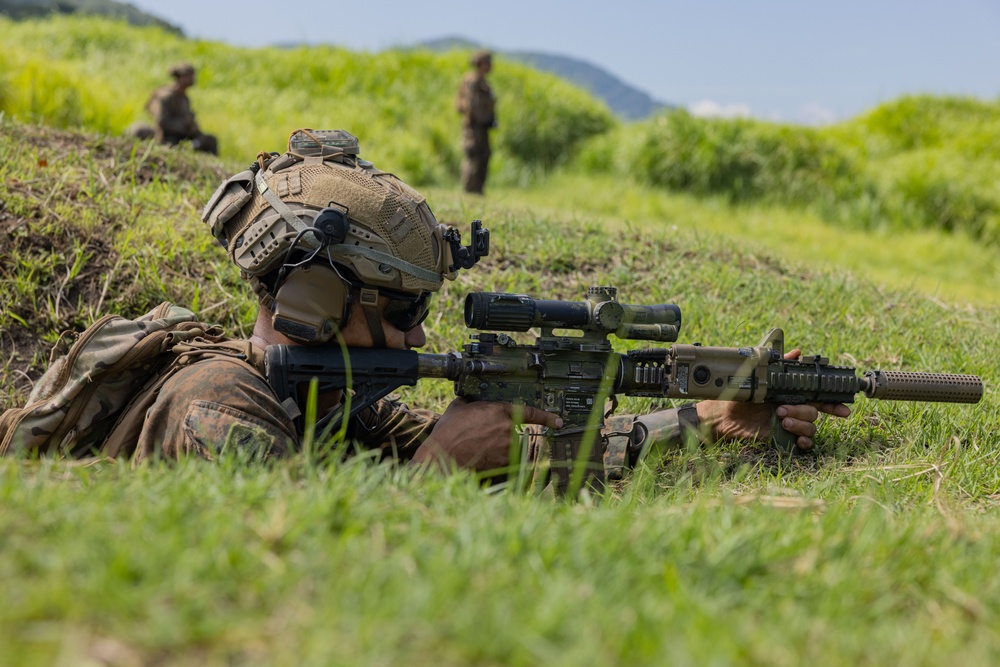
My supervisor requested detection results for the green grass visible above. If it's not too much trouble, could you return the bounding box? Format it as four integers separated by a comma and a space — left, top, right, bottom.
504, 173, 1000, 306
0, 15, 613, 187
3, 16, 998, 247
2, 114, 998, 665
3, 446, 1000, 666
1, 15, 999, 665
573, 98, 1000, 246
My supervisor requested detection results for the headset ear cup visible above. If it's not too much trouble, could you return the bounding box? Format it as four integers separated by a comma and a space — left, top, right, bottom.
272, 264, 350, 344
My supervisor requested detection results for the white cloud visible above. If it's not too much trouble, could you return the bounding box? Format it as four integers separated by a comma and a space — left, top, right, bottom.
797, 103, 838, 126
687, 100, 840, 126
688, 99, 753, 119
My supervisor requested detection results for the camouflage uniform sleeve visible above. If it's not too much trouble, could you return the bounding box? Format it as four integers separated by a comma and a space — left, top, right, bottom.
603, 404, 701, 478
346, 394, 439, 462
455, 75, 471, 116
134, 357, 297, 463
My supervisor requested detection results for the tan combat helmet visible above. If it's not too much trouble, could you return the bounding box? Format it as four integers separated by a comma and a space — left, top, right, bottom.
470, 49, 492, 67
202, 129, 488, 345
169, 62, 195, 78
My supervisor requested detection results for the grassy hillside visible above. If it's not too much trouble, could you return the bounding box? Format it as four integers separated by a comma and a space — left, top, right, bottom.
1, 114, 999, 667
0, 118, 234, 405
1, 16, 1000, 666
0, 0, 181, 32
2, 15, 998, 248
510, 172, 1000, 307
0, 15, 613, 187
575, 97, 1000, 245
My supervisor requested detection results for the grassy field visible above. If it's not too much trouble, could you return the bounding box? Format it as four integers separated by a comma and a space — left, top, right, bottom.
507, 173, 1000, 307
0, 15, 613, 187
1, 15, 1000, 667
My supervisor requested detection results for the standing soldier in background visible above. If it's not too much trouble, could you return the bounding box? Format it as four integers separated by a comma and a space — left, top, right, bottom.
132, 63, 218, 155
455, 50, 496, 195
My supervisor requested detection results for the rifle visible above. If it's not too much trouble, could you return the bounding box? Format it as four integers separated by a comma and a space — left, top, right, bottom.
266, 286, 984, 496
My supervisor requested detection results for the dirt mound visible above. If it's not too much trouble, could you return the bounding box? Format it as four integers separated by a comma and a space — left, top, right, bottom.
1, 122, 228, 406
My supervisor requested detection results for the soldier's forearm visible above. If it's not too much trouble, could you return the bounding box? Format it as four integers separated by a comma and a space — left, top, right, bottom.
603, 404, 701, 476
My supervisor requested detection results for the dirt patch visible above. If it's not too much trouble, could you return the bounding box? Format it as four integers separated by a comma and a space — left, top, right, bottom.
1, 123, 226, 405
13, 123, 226, 186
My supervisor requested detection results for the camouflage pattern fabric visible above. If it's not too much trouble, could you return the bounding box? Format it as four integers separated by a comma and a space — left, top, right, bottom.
128, 355, 298, 463
0, 293, 688, 470
460, 125, 491, 195
603, 406, 692, 480
455, 71, 496, 194
505, 404, 689, 486
344, 394, 439, 461
455, 71, 496, 128
145, 84, 218, 155
0, 303, 220, 457
138, 356, 690, 477
117, 350, 686, 471
127, 355, 439, 464
132, 357, 687, 473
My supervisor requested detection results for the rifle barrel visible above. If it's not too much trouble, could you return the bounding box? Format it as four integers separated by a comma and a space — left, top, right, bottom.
416, 352, 463, 381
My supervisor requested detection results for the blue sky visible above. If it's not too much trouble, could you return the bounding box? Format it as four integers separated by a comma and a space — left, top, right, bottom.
125, 0, 1000, 125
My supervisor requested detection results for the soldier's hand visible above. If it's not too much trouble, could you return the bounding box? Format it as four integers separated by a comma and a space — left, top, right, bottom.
412, 397, 563, 473
695, 349, 851, 450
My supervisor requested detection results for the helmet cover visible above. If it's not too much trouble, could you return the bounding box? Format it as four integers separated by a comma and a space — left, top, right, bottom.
202, 130, 460, 305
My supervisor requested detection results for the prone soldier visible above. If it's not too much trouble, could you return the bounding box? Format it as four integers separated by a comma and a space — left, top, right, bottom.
144, 129, 846, 470
1, 129, 847, 475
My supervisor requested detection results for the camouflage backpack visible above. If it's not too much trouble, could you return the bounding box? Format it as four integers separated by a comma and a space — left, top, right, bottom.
0, 302, 260, 459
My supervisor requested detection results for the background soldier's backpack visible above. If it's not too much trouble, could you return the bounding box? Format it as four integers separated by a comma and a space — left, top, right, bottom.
0, 303, 260, 459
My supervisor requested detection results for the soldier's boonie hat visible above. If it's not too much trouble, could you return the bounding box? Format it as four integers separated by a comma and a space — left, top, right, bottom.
169, 62, 195, 77
201, 129, 467, 304
470, 49, 492, 66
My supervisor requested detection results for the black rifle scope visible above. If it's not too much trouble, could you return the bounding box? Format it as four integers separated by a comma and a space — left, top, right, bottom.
464, 287, 682, 342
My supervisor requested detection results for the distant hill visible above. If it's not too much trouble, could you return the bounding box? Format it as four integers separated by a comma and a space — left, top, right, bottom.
0, 6, 666, 121
415, 36, 672, 121
0, 0, 181, 33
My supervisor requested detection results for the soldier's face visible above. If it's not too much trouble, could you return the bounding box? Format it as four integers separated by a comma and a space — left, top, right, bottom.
339, 295, 428, 350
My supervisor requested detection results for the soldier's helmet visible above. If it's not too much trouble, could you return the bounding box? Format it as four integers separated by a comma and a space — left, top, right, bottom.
470, 50, 493, 67
202, 129, 488, 345
169, 62, 195, 78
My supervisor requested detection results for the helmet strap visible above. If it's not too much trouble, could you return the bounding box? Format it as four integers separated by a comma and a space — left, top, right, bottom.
254, 168, 309, 233
358, 287, 387, 348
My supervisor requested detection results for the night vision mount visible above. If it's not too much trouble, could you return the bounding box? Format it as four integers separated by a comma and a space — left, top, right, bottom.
294, 211, 488, 277
446, 219, 490, 271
